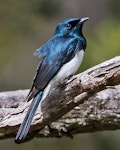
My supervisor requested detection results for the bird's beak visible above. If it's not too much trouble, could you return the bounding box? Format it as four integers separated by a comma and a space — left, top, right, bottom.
80, 17, 89, 24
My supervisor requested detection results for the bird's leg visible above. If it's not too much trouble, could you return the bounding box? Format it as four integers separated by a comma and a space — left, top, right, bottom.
65, 74, 73, 82
55, 82, 65, 88
56, 75, 74, 88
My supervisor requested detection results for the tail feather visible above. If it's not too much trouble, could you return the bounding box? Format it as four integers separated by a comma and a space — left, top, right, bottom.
15, 91, 43, 143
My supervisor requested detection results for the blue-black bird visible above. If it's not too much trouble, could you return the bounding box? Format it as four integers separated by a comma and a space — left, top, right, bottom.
15, 17, 89, 143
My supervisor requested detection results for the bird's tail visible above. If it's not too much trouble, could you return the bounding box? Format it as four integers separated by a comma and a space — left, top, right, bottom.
15, 91, 43, 143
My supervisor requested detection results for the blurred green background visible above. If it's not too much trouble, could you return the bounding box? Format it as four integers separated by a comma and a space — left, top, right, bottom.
0, 0, 120, 149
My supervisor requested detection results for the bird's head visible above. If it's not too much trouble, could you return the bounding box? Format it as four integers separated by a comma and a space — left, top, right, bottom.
54, 17, 89, 37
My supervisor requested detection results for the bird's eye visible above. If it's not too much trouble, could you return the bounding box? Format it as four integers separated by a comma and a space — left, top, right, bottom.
67, 23, 72, 29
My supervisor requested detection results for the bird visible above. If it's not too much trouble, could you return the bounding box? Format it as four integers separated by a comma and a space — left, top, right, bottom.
15, 17, 89, 143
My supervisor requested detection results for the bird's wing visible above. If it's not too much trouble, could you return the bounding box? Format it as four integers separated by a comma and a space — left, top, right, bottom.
27, 37, 81, 101
34, 45, 47, 58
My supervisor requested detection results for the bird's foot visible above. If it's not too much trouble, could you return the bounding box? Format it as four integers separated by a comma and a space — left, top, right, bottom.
56, 75, 73, 88
65, 74, 73, 82
55, 81, 65, 88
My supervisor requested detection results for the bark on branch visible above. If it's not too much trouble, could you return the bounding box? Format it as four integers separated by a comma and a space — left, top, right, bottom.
0, 56, 120, 142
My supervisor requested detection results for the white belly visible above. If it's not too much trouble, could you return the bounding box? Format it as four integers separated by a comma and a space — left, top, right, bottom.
53, 49, 84, 82
41, 50, 84, 101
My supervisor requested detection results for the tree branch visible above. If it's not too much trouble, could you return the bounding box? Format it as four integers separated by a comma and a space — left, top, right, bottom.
0, 56, 120, 142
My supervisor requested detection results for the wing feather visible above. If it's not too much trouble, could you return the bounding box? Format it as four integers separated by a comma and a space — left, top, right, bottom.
28, 36, 83, 100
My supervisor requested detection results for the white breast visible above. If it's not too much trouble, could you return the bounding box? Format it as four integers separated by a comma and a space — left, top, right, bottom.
41, 49, 84, 101
54, 49, 84, 82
